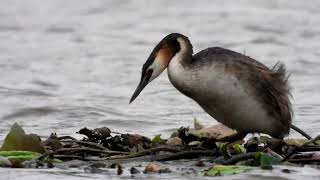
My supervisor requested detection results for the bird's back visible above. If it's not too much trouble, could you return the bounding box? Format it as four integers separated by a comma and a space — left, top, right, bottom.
191, 47, 267, 69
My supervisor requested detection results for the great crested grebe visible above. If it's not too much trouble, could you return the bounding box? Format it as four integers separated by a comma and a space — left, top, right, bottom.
129, 33, 306, 139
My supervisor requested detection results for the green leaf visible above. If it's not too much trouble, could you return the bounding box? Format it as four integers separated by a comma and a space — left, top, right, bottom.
255, 152, 281, 167
218, 143, 231, 157
47, 158, 63, 163
0, 151, 40, 157
0, 150, 40, 161
0, 150, 63, 163
233, 144, 246, 154
0, 123, 45, 153
151, 134, 165, 144
204, 165, 253, 176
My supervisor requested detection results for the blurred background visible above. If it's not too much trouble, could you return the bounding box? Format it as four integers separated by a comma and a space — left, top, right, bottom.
1, 0, 320, 142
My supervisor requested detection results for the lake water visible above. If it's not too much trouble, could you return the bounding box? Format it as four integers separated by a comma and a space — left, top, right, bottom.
0, 0, 320, 179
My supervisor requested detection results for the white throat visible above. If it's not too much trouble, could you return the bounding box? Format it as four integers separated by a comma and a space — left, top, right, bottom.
173, 37, 193, 63
167, 37, 194, 94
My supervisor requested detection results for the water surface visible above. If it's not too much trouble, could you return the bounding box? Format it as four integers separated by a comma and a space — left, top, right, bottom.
0, 0, 320, 179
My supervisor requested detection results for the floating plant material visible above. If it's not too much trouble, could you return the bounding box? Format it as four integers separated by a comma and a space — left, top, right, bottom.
0, 150, 63, 168
255, 152, 281, 167
78, 127, 111, 143
0, 121, 319, 177
77, 127, 151, 151
177, 127, 208, 144
218, 143, 231, 158
151, 134, 166, 145
0, 150, 40, 160
0, 123, 45, 153
203, 165, 253, 176
43, 133, 62, 150
233, 144, 247, 154
0, 151, 41, 168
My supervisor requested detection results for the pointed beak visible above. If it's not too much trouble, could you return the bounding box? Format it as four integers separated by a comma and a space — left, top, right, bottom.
129, 70, 153, 104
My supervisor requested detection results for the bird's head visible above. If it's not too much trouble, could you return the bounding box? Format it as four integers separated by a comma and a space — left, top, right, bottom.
129, 33, 192, 103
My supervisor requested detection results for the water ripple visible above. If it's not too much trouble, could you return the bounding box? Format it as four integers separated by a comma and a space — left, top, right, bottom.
0, 2, 319, 178
45, 26, 75, 34
0, 86, 55, 97
2, 107, 59, 120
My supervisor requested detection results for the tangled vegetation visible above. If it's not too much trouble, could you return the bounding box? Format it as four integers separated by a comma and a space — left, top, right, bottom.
0, 121, 319, 176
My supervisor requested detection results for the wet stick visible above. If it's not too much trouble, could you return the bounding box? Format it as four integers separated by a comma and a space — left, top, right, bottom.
102, 147, 181, 160
59, 140, 109, 150
282, 135, 320, 162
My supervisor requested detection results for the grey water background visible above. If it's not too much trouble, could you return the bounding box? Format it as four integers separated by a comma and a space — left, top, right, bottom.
0, 0, 320, 179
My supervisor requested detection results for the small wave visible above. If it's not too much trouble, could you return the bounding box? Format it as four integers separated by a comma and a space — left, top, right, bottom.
32, 80, 59, 88
250, 37, 287, 46
45, 26, 75, 33
2, 107, 59, 120
245, 25, 287, 35
21, 90, 55, 97
300, 30, 319, 38
0, 25, 23, 32
0, 87, 55, 97
98, 119, 156, 127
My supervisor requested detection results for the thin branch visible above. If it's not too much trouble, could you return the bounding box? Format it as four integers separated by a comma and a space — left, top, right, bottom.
302, 135, 320, 146
97, 150, 217, 162
222, 152, 257, 165
58, 136, 77, 140
296, 146, 320, 152
291, 124, 313, 140
288, 158, 320, 164
153, 150, 217, 161
59, 140, 109, 150
54, 147, 130, 155
101, 147, 181, 160
53, 155, 94, 161
282, 135, 320, 162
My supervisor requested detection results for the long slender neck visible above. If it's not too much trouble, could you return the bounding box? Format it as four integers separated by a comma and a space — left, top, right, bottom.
167, 36, 194, 98
174, 37, 193, 65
